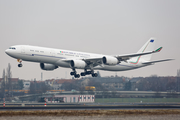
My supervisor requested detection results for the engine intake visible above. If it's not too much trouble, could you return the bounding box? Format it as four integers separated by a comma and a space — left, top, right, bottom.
70, 60, 86, 69
40, 63, 58, 71
102, 56, 119, 65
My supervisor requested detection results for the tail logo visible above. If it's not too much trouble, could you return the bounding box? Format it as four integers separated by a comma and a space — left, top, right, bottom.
150, 40, 154, 42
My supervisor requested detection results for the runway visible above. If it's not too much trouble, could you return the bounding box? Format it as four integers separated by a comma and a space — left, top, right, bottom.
0, 103, 180, 110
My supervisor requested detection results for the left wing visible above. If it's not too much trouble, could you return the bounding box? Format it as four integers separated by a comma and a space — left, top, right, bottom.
84, 47, 162, 65
61, 47, 163, 67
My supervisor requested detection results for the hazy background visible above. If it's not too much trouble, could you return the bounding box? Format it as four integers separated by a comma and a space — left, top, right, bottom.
0, 0, 179, 80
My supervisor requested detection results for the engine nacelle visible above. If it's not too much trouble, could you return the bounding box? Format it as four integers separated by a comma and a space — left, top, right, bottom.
70, 60, 87, 69
102, 56, 119, 65
40, 63, 58, 71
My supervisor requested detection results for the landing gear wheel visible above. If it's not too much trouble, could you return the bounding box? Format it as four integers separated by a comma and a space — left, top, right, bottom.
70, 72, 75, 75
74, 74, 80, 78
80, 72, 86, 76
92, 73, 98, 77
94, 73, 98, 77
18, 64, 22, 67
86, 71, 92, 75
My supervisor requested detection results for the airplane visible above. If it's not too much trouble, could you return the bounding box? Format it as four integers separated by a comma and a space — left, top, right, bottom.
5, 38, 173, 78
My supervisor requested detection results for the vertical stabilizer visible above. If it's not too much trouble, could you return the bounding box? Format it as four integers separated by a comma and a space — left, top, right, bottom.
130, 38, 156, 64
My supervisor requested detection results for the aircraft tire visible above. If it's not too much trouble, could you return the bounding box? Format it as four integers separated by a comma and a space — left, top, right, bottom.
70, 72, 75, 75
18, 64, 22, 67
94, 73, 98, 77
75, 74, 80, 78
92, 73, 98, 77
81, 73, 86, 76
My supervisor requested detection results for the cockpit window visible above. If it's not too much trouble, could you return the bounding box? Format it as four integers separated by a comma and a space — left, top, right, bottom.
9, 47, 16, 50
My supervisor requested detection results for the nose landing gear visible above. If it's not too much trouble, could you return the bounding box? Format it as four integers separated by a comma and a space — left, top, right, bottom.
17, 59, 23, 67
18, 64, 23, 67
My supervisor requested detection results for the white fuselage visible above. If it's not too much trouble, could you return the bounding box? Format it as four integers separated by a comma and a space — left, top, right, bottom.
5, 45, 147, 71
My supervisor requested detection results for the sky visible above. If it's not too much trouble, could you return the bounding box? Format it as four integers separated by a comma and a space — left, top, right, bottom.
0, 0, 180, 80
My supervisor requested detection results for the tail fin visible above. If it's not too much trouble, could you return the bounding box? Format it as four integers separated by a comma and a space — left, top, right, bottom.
130, 38, 156, 63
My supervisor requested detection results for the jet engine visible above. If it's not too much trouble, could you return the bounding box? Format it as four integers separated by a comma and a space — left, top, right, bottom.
102, 56, 119, 65
70, 60, 87, 69
40, 63, 58, 71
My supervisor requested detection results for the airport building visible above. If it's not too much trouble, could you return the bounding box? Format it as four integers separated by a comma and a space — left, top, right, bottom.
44, 95, 95, 103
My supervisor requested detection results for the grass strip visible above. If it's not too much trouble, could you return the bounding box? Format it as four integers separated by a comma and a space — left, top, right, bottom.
0, 109, 180, 116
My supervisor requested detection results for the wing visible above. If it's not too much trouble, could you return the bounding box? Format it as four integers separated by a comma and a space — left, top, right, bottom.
61, 47, 163, 67
142, 59, 174, 65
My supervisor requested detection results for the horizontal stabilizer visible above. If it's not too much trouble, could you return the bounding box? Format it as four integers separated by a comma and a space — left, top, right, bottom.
142, 59, 174, 65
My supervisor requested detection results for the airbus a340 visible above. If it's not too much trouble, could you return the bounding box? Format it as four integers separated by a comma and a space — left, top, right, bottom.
5, 38, 172, 78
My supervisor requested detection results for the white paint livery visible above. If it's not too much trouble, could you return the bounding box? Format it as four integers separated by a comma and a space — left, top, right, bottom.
5, 38, 173, 78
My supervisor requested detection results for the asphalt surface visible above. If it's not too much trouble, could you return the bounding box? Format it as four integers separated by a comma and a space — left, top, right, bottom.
1, 102, 179, 106
0, 104, 180, 110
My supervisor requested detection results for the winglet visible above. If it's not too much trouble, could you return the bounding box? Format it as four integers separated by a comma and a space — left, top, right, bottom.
155, 47, 163, 52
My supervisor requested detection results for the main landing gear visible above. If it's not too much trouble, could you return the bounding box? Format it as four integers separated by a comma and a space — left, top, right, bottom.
70, 69, 80, 78
80, 69, 98, 77
17, 59, 23, 67
70, 69, 98, 78
92, 73, 98, 77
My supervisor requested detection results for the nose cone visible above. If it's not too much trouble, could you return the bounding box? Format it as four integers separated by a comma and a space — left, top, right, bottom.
5, 49, 12, 56
5, 49, 9, 55
5, 48, 17, 58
